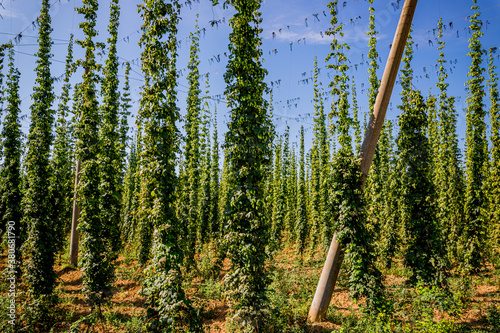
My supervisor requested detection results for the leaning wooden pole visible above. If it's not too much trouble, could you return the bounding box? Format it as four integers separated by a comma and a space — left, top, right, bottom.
69, 66, 89, 266
69, 159, 81, 266
308, 0, 418, 322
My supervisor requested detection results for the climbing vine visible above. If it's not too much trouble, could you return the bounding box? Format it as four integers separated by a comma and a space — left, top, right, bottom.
23, 1, 57, 325
74, 0, 114, 310
51, 35, 74, 256
215, 0, 274, 330
99, 0, 122, 258
326, 0, 387, 313
270, 135, 284, 252
296, 126, 307, 254
199, 73, 211, 246
119, 62, 132, 178
310, 57, 328, 250
434, 18, 464, 264
487, 46, 500, 264
0, 45, 23, 275
210, 109, 220, 238
396, 34, 447, 286
138, 0, 201, 330
463, 0, 488, 272
182, 22, 203, 262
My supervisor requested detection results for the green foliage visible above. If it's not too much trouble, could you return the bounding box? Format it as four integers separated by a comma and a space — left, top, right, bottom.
266, 259, 319, 332
138, 196, 153, 265
363, 0, 400, 268
120, 64, 137, 243
325, 1, 351, 154
396, 35, 447, 286
427, 93, 439, 174
198, 76, 211, 246
137, 1, 200, 331
0, 45, 23, 273
434, 18, 464, 264
119, 62, 132, 176
309, 57, 329, 250
0, 44, 6, 170
182, 22, 203, 263
464, 1, 488, 272
366, 0, 379, 116
325, 0, 352, 247
136, 52, 151, 267
99, 0, 122, 257
296, 126, 307, 254
485, 305, 500, 332
363, 0, 399, 267
381, 123, 401, 268
270, 128, 290, 251
138, 142, 153, 266
220, 0, 274, 330
199, 278, 224, 302
426, 92, 439, 227
210, 111, 220, 237
0, 47, 5, 238
74, 0, 114, 309
199, 81, 220, 245
270, 136, 284, 252
351, 80, 361, 153
324, 1, 387, 314
22, 1, 58, 326
264, 93, 275, 238
328, 281, 469, 333
328, 151, 387, 313
308, 143, 320, 249
135, 115, 151, 266
281, 127, 292, 243
287, 145, 298, 243
51, 35, 75, 256
368, 120, 399, 268
217, 147, 230, 250
121, 135, 139, 242
487, 46, 500, 265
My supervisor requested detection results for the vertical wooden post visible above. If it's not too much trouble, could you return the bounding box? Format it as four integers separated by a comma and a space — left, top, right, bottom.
308, 0, 418, 322
69, 66, 89, 267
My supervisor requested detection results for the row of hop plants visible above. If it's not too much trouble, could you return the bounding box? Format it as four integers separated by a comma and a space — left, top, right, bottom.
1, 0, 499, 331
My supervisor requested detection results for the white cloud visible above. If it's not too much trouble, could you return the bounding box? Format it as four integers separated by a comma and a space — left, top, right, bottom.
0, 4, 23, 19
263, 23, 385, 48
260, 1, 391, 48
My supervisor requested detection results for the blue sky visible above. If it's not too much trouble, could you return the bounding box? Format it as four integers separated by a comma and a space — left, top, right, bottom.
1, 0, 499, 154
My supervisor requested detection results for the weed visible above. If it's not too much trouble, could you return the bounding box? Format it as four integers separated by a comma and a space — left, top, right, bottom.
485, 305, 500, 333
199, 278, 224, 301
